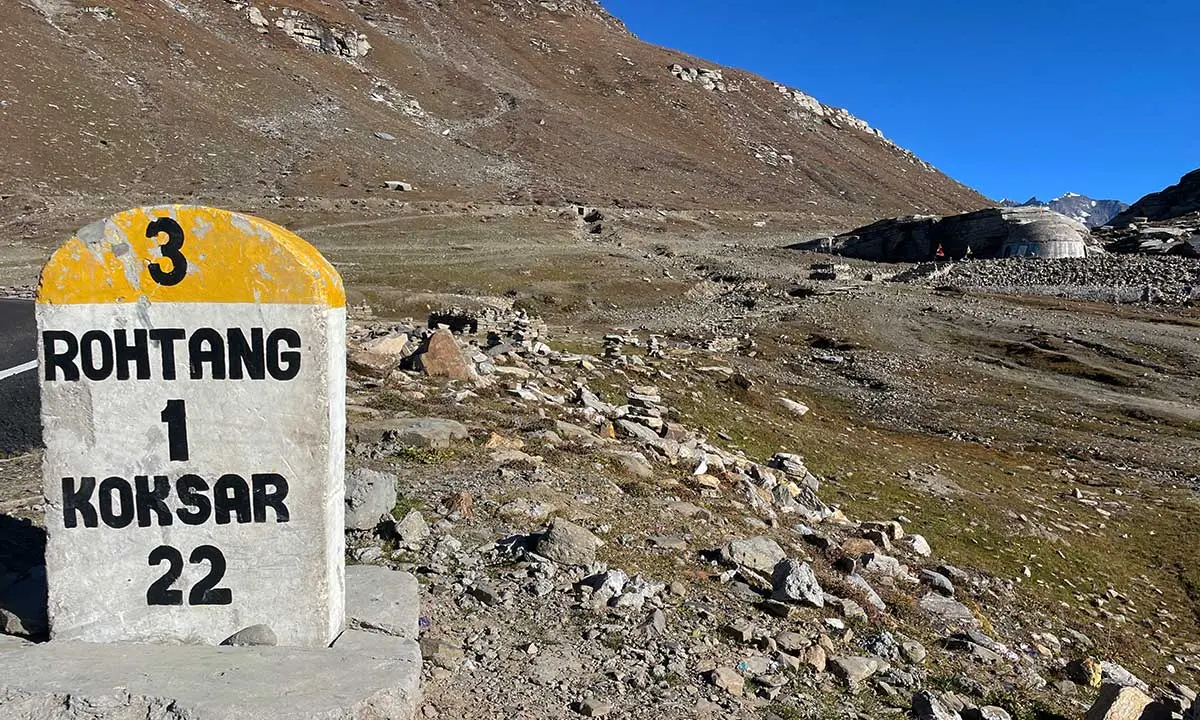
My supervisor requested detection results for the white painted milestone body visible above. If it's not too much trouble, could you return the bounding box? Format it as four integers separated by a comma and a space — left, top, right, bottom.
37, 206, 346, 647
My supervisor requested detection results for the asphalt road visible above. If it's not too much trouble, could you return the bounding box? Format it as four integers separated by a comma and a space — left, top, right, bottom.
0, 299, 35, 371
0, 299, 39, 455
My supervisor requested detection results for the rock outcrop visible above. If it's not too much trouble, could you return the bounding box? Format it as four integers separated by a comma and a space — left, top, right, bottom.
669, 65, 733, 92
1095, 216, 1200, 257
235, 4, 372, 59
821, 206, 1097, 262
1111, 168, 1200, 225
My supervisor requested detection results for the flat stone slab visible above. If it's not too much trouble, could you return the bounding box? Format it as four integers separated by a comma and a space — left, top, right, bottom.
0, 629, 420, 719
346, 565, 420, 639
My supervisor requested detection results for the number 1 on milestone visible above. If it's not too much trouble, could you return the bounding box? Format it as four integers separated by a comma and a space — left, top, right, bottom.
161, 399, 189, 462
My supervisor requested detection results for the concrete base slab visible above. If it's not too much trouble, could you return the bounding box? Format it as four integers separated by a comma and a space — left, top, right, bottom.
345, 565, 421, 639
0, 630, 420, 719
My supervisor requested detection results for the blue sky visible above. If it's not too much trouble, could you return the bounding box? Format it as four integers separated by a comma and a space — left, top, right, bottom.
600, 0, 1198, 203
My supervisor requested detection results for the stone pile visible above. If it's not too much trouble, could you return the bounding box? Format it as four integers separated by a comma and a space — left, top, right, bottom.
347, 304, 562, 385
599, 333, 664, 363
1096, 212, 1200, 257
928, 255, 1200, 305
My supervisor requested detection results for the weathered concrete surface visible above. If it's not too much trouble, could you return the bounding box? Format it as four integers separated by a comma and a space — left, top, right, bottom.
0, 630, 420, 719
37, 207, 347, 648
345, 565, 420, 639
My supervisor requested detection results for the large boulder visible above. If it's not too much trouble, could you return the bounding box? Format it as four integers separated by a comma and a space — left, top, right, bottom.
1083, 683, 1154, 720
410, 330, 476, 382
536, 519, 604, 566
720, 536, 786, 575
385, 418, 470, 449
829, 206, 1096, 262
771, 559, 824, 607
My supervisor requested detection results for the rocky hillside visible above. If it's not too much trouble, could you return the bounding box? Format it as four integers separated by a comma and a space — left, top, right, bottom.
1, 0, 986, 215
1111, 168, 1200, 225
998, 194, 1128, 228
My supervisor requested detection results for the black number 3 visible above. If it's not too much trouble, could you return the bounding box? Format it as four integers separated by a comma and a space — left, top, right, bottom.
146, 217, 188, 286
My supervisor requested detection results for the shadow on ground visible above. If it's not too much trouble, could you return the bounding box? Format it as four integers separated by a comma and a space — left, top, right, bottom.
0, 514, 47, 640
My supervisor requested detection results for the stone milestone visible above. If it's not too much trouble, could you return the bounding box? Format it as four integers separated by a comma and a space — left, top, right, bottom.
36, 206, 347, 647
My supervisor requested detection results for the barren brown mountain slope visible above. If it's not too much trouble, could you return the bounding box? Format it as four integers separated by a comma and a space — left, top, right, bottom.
2, 0, 985, 215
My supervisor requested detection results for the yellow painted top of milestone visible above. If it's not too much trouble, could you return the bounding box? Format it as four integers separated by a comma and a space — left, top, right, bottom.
37, 205, 345, 307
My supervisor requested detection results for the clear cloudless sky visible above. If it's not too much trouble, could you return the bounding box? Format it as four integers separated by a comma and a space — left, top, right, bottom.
599, 0, 1199, 203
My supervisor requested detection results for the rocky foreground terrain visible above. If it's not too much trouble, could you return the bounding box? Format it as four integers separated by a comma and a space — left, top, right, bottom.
3, 201, 1198, 720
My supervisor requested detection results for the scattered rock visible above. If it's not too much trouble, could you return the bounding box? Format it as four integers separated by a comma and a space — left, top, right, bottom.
344, 468, 397, 531
919, 569, 955, 596
1083, 683, 1154, 720
412, 330, 477, 382
911, 690, 958, 720
918, 593, 980, 628
905, 534, 932, 557
1100, 661, 1151, 694
720, 536, 786, 574
800, 644, 827, 673
844, 574, 886, 611
576, 698, 613, 717
348, 349, 398, 378
498, 498, 558, 524
220, 624, 277, 647
384, 418, 469, 449
537, 519, 604, 566
393, 510, 430, 546
779, 398, 810, 417
771, 559, 824, 607
420, 636, 464, 670
899, 639, 927, 664
828, 656, 887, 687
706, 667, 744, 696
963, 707, 1013, 720
602, 449, 653, 478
